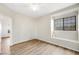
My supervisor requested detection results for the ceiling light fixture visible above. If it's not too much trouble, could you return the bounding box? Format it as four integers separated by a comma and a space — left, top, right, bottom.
30, 4, 39, 11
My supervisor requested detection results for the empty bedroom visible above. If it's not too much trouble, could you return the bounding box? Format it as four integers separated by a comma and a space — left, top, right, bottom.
0, 3, 79, 55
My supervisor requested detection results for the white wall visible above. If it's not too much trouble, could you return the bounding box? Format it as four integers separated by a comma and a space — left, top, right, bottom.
35, 5, 79, 52
52, 11, 78, 41
36, 12, 78, 41
53, 31, 78, 41
0, 19, 1, 53
35, 16, 79, 52
36, 16, 51, 40
12, 14, 35, 45
77, 9, 79, 51
0, 15, 12, 37
0, 4, 36, 45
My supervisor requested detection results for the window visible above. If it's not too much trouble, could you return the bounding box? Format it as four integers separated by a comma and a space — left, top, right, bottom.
64, 16, 76, 31
54, 16, 76, 31
54, 18, 63, 30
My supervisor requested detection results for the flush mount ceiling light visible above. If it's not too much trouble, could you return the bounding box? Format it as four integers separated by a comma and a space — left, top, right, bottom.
29, 4, 39, 11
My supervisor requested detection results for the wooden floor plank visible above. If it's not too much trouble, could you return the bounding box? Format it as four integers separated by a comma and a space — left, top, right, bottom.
10, 39, 79, 55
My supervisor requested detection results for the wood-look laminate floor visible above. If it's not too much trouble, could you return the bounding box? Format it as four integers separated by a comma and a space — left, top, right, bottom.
10, 39, 79, 55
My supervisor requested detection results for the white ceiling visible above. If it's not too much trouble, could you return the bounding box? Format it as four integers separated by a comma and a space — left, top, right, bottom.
4, 3, 76, 17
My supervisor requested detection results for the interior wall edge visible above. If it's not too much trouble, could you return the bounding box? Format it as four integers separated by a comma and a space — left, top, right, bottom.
10, 38, 33, 46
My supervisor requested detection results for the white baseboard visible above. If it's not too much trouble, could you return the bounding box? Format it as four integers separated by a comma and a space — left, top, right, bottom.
37, 38, 79, 52
10, 39, 33, 46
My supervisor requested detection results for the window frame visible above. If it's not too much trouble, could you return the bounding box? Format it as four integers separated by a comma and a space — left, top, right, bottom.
54, 16, 76, 31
